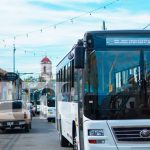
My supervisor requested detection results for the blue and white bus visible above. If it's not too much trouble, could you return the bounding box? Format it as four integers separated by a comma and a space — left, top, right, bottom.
56, 30, 150, 150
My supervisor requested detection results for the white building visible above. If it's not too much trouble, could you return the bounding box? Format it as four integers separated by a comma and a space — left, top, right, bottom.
41, 56, 52, 82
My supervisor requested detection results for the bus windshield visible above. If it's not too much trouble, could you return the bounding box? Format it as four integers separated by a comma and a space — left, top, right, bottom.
47, 96, 55, 107
47, 100, 55, 107
85, 49, 150, 120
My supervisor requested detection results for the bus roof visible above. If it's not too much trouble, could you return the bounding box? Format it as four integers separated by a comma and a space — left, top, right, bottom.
56, 44, 75, 68
56, 30, 150, 70
84, 30, 150, 36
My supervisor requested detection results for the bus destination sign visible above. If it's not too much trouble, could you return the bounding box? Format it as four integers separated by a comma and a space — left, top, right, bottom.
106, 37, 150, 46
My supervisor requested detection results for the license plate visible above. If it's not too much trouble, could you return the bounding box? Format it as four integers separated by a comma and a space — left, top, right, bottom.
19, 122, 25, 125
7, 122, 13, 126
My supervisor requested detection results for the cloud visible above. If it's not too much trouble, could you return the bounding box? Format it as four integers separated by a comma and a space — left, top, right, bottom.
0, 0, 150, 74
29, 0, 105, 4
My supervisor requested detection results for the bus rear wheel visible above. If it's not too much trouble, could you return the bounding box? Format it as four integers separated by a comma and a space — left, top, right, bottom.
60, 133, 69, 147
73, 129, 78, 150
59, 122, 69, 147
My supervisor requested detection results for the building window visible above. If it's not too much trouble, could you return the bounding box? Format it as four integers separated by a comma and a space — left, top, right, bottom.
43, 66, 46, 73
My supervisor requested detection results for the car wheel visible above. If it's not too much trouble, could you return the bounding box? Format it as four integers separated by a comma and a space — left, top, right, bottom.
29, 123, 32, 129
52, 118, 55, 123
1, 128, 6, 134
24, 124, 30, 133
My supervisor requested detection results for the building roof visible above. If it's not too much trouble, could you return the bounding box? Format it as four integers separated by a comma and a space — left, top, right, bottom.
41, 56, 51, 63
0, 68, 7, 76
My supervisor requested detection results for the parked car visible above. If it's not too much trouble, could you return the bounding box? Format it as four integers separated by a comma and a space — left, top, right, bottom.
0, 100, 32, 133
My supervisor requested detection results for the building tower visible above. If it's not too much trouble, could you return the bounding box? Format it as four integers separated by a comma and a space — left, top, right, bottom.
41, 56, 52, 81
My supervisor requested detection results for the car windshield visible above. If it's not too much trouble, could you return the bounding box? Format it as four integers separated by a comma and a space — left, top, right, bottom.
84, 49, 150, 120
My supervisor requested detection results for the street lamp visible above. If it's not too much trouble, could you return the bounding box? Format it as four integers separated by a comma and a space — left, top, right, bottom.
13, 44, 16, 73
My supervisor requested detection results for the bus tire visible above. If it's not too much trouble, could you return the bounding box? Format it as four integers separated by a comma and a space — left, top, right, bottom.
24, 124, 30, 133
48, 118, 51, 122
60, 133, 69, 147
59, 121, 69, 147
73, 128, 78, 150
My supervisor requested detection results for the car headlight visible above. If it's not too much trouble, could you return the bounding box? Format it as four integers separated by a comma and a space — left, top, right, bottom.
88, 129, 104, 136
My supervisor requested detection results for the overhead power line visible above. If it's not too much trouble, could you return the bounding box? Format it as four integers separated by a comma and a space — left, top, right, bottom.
143, 24, 150, 30
0, 0, 120, 46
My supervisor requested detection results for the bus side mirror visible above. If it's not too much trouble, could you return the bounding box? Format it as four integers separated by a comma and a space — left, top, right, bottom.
74, 46, 85, 69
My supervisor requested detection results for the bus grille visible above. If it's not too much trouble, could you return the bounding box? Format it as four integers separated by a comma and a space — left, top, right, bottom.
112, 127, 150, 142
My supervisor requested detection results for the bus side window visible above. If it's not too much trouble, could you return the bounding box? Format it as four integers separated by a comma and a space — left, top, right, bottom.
71, 60, 74, 88
59, 69, 63, 101
60, 65, 70, 102
71, 60, 74, 101
73, 69, 79, 102
56, 71, 60, 101
67, 63, 71, 92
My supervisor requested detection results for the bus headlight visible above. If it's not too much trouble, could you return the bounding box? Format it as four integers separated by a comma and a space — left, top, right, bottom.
88, 129, 104, 136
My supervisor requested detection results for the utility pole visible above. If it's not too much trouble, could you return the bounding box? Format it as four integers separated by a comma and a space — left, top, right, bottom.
13, 44, 16, 73
102, 20, 106, 31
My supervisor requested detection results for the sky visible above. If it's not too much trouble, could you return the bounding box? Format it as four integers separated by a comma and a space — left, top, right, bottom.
0, 0, 150, 79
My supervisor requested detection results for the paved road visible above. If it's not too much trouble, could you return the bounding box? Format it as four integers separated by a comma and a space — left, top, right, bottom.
0, 117, 72, 150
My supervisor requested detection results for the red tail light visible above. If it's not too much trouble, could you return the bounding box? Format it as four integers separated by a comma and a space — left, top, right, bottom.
88, 139, 96, 144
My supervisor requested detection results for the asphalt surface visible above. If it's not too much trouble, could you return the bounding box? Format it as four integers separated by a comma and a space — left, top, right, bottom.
0, 117, 72, 150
